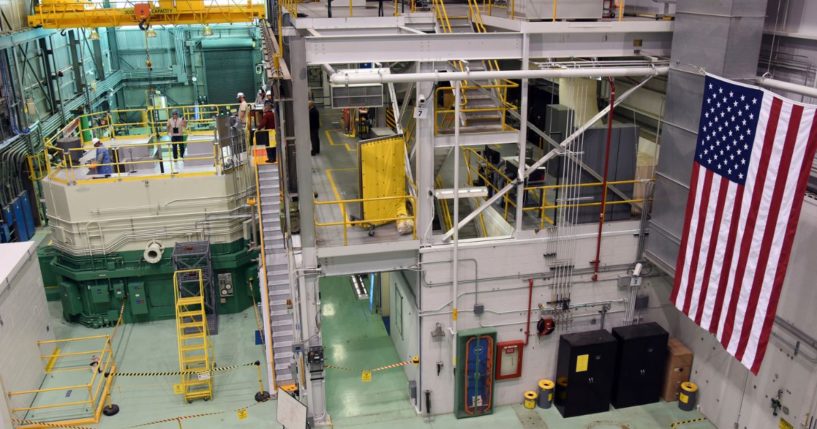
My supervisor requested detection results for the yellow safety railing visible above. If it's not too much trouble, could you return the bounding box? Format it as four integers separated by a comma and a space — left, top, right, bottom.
433, 82, 518, 135
9, 335, 116, 428
75, 103, 238, 145
463, 147, 652, 230
30, 103, 248, 185
314, 195, 417, 246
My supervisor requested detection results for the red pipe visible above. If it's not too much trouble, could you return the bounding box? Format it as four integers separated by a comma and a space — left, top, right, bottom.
524, 278, 533, 346
592, 77, 616, 282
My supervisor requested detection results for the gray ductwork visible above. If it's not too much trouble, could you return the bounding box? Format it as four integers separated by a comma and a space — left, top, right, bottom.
644, 0, 769, 274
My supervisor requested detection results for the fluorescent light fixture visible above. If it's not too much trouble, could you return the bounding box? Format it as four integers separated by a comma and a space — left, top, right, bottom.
434, 186, 489, 200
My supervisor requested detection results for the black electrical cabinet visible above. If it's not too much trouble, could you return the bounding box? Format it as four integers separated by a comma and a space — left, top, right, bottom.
611, 322, 669, 408
555, 329, 618, 417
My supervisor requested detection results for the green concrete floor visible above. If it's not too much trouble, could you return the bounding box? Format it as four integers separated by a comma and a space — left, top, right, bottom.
26, 285, 719, 429
36, 302, 277, 429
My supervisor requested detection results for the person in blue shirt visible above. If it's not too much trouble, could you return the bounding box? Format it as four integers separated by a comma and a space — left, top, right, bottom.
89, 138, 113, 177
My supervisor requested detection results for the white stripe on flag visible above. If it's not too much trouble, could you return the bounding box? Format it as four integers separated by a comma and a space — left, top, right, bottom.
675, 165, 707, 312
700, 180, 737, 329
727, 100, 792, 355
716, 93, 775, 342
688, 176, 721, 318
741, 107, 816, 367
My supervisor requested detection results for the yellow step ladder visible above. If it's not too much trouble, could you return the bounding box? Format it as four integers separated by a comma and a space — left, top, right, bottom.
173, 269, 213, 403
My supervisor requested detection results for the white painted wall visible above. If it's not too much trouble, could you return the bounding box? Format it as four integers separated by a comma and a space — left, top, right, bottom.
417, 220, 643, 414
0, 242, 56, 420
386, 271, 421, 409
42, 166, 253, 255
658, 197, 817, 429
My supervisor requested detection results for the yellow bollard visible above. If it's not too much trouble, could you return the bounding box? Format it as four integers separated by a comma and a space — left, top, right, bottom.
523, 390, 538, 409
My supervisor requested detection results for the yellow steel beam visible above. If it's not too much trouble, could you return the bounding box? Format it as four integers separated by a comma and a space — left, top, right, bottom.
28, 5, 264, 29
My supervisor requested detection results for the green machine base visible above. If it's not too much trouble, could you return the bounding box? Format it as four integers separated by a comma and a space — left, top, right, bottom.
39, 239, 260, 328
454, 328, 497, 419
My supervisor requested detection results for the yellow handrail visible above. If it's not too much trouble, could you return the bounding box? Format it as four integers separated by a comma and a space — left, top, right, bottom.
314, 195, 416, 246
462, 147, 652, 229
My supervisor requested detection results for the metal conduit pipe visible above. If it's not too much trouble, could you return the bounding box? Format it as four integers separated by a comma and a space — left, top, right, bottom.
329, 66, 669, 85
757, 76, 817, 99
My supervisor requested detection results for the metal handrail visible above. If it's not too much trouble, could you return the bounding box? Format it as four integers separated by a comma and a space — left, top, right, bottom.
9, 335, 114, 420
463, 147, 652, 229
314, 195, 417, 246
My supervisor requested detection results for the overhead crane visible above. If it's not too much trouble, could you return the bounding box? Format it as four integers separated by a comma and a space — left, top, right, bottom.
27, 0, 264, 29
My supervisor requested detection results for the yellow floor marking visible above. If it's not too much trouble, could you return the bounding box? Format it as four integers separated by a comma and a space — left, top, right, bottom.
325, 129, 356, 152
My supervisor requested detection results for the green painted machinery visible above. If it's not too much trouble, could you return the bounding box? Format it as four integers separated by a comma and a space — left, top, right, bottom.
39, 239, 259, 328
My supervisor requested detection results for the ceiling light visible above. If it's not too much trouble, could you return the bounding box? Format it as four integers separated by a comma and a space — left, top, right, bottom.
146, 28, 157, 38
89, 29, 100, 41
202, 24, 213, 37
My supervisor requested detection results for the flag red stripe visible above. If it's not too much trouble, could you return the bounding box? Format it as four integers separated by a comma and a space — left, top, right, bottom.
670, 162, 702, 303
721, 97, 783, 349
750, 110, 817, 373
694, 177, 729, 325
735, 104, 803, 361
708, 186, 744, 333
682, 169, 713, 314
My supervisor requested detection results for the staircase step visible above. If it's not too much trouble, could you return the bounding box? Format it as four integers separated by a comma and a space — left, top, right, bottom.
176, 297, 204, 307
181, 332, 206, 340
273, 339, 294, 349
178, 310, 205, 318
181, 344, 207, 352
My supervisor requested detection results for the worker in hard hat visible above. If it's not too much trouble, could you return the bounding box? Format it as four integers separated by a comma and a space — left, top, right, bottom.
237, 92, 249, 129
88, 138, 113, 177
166, 110, 187, 170
255, 89, 265, 105
256, 101, 276, 163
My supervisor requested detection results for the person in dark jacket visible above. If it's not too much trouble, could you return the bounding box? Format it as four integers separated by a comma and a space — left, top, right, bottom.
309, 101, 320, 156
257, 102, 276, 163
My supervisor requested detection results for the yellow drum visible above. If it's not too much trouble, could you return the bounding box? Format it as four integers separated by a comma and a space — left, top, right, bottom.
523, 390, 538, 409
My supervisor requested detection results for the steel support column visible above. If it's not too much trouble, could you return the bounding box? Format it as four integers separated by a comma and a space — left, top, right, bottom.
514, 33, 530, 234
288, 35, 326, 424
415, 62, 435, 245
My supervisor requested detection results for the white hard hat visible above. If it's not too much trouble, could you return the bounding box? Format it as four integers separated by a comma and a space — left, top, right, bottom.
236, 92, 245, 99
266, 90, 272, 95
92, 137, 101, 145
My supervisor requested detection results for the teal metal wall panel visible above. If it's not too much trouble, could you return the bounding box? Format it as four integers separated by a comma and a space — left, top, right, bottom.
202, 47, 256, 104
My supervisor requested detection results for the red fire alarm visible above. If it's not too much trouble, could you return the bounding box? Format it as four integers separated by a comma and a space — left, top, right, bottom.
495, 340, 524, 380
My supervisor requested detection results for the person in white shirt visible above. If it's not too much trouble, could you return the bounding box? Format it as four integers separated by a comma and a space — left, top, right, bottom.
166, 110, 186, 169
237, 92, 249, 128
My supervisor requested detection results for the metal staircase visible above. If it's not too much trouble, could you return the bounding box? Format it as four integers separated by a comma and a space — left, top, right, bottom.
431, 0, 516, 133
257, 162, 297, 390
173, 241, 218, 334
173, 269, 214, 403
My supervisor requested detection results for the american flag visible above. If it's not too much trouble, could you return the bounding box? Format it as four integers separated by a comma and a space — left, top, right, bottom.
671, 75, 817, 374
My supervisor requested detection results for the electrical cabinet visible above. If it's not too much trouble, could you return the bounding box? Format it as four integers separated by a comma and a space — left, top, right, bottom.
555, 329, 617, 418
88, 283, 110, 304
611, 322, 668, 408
127, 282, 149, 315
60, 281, 83, 317
455, 328, 496, 419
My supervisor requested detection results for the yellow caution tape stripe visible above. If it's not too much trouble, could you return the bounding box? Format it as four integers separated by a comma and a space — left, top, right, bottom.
116, 361, 259, 377
11, 418, 96, 429
670, 417, 708, 428
327, 356, 420, 373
